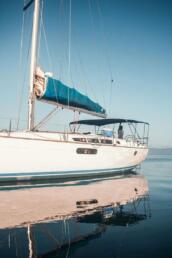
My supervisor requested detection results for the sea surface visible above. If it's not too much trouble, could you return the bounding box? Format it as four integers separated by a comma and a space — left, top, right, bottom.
0, 154, 172, 258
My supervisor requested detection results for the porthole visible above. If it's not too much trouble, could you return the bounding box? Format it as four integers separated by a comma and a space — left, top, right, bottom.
134, 150, 138, 156
76, 148, 97, 154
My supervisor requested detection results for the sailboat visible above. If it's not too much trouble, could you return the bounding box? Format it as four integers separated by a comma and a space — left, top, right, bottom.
0, 0, 149, 182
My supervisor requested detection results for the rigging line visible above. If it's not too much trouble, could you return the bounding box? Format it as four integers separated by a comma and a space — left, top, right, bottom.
65, 0, 94, 101
16, 8, 25, 130
85, 0, 103, 104
58, 0, 70, 84
33, 106, 59, 130
87, 0, 98, 98
96, 0, 115, 112
96, 0, 113, 79
96, 0, 110, 107
74, 43, 97, 101
58, 0, 75, 90
41, 12, 53, 71
88, 0, 105, 102
54, 0, 65, 84
17, 28, 32, 130
88, 0, 106, 108
68, 0, 72, 108
57, 0, 64, 81
16, 7, 32, 130
37, 0, 44, 64
64, 29, 77, 89
41, 6, 58, 103
71, 26, 88, 95
108, 79, 114, 116
68, 0, 72, 79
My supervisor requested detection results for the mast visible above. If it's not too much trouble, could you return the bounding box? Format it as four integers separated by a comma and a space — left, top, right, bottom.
28, 0, 40, 131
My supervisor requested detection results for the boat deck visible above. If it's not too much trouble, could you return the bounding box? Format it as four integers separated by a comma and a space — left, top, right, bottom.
0, 131, 147, 148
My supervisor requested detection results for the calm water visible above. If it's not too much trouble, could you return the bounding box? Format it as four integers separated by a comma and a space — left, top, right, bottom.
0, 154, 172, 258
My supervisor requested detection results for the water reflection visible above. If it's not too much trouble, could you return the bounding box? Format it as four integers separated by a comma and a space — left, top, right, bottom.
0, 172, 150, 258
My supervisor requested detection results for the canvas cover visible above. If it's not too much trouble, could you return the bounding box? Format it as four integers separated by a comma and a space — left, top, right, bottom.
39, 77, 106, 116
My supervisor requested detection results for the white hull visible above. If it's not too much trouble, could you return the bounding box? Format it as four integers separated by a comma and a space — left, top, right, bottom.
0, 131, 148, 181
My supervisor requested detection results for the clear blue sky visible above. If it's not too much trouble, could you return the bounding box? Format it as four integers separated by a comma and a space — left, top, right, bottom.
0, 0, 171, 147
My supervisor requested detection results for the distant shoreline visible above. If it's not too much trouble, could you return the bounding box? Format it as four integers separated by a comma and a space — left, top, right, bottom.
149, 148, 172, 155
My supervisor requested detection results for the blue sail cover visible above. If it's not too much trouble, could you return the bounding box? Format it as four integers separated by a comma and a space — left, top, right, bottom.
39, 77, 106, 116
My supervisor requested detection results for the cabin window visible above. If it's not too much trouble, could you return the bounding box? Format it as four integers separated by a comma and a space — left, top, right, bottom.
87, 138, 99, 143
76, 148, 97, 154
73, 138, 86, 142
101, 139, 112, 144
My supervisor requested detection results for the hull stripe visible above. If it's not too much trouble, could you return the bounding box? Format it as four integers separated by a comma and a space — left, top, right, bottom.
0, 165, 137, 181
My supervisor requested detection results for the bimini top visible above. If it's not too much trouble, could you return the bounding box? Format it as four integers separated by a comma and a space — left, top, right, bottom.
70, 118, 149, 127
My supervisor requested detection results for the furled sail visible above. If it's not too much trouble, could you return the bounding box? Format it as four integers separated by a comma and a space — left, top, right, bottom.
34, 67, 106, 117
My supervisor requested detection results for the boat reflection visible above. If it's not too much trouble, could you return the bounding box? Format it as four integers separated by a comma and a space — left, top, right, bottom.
0, 172, 151, 258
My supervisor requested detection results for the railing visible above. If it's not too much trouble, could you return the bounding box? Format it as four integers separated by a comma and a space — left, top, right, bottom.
125, 135, 149, 146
